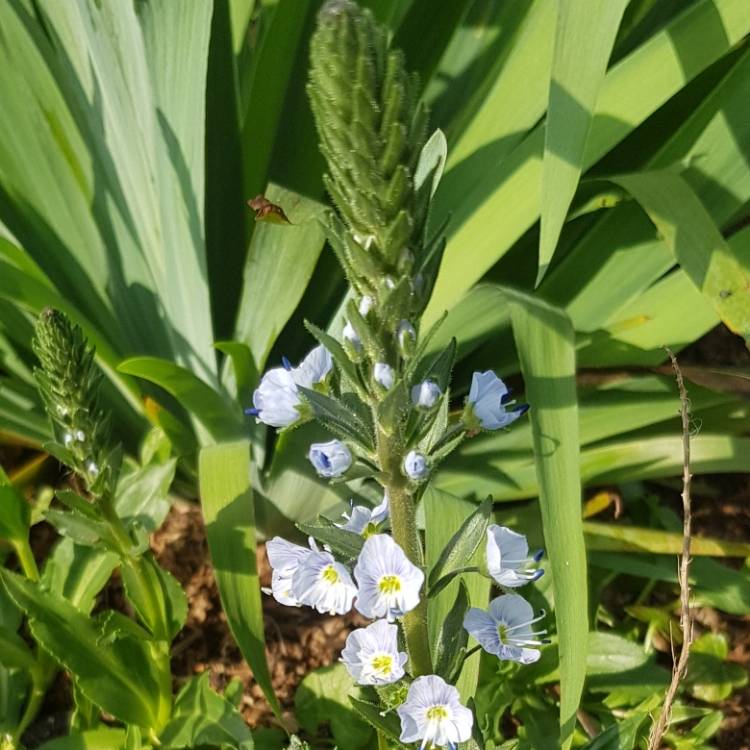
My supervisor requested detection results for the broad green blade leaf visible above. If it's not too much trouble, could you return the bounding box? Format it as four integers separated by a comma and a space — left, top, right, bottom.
394, 0, 473, 91
424, 487, 491, 702
118, 356, 243, 443
613, 170, 750, 343
506, 289, 587, 750
205, 0, 248, 338
584, 521, 750, 557
0, 569, 165, 730
234, 186, 327, 371
426, 0, 750, 324
240, 1, 316, 195
0, 483, 30, 544
198, 440, 283, 721
539, 0, 629, 283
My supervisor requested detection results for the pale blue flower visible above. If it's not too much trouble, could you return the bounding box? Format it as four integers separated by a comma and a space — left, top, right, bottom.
341, 619, 407, 685
403, 450, 429, 481
335, 492, 389, 536
291, 548, 357, 615
397, 675, 473, 749
354, 534, 424, 621
249, 367, 301, 427
411, 379, 442, 409
486, 525, 543, 588
248, 345, 332, 427
308, 439, 352, 478
464, 370, 528, 430
374, 362, 395, 390
265, 536, 314, 606
295, 344, 333, 388
463, 593, 546, 664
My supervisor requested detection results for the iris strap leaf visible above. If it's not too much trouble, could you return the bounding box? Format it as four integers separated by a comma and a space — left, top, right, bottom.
506, 288, 587, 750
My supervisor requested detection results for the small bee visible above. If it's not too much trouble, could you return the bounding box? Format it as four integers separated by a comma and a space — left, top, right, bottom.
247, 194, 291, 225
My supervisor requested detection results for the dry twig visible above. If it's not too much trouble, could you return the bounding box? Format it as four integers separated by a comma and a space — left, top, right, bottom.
648, 349, 695, 749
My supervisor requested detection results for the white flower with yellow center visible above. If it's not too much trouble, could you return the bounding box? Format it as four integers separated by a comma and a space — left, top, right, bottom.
335, 492, 389, 537
354, 534, 424, 621
397, 675, 473, 749
341, 619, 407, 685
486, 525, 544, 588
291, 548, 357, 615
265, 536, 314, 606
463, 593, 546, 664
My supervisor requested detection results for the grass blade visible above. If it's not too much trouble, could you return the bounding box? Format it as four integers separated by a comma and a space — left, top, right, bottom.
539, 0, 628, 283
199, 440, 283, 722
506, 289, 587, 749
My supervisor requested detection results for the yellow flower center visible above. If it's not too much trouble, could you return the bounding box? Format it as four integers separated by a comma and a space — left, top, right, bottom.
498, 623, 508, 643
426, 705, 448, 721
378, 574, 402, 595
371, 654, 393, 674
322, 565, 340, 584
363, 522, 378, 539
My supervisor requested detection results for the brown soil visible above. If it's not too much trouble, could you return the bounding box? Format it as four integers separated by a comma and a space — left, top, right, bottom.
151, 502, 366, 729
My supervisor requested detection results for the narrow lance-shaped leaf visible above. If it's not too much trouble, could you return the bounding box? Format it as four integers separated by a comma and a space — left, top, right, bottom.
538, 0, 629, 284
427, 497, 491, 595
0, 569, 165, 731
506, 288, 587, 750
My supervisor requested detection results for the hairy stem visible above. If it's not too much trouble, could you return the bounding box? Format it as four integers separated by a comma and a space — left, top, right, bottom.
378, 429, 433, 676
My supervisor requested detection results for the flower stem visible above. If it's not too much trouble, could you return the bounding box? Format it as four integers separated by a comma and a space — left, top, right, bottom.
378, 429, 433, 676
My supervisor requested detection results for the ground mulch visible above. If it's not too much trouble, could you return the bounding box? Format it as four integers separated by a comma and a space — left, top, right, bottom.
152, 501, 366, 730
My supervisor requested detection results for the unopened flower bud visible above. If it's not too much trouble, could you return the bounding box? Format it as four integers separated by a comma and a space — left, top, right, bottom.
411, 380, 441, 409
374, 362, 395, 390
397, 320, 417, 358
403, 450, 429, 481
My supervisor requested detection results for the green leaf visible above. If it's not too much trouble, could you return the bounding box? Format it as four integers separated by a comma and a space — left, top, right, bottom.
114, 457, 177, 533
584, 520, 750, 557
590, 552, 750, 615
424, 487, 491, 702
43, 508, 117, 549
686, 632, 748, 703
613, 170, 750, 344
579, 711, 647, 749
36, 729, 128, 750
427, 497, 491, 595
349, 696, 402, 744
507, 289, 587, 750
216, 340, 258, 404
159, 673, 254, 749
538, 0, 629, 283
295, 663, 373, 750
121, 555, 187, 642
0, 483, 30, 543
425, 0, 750, 324
433, 580, 470, 683
414, 128, 448, 201
0, 569, 164, 730
299, 387, 374, 450
0, 624, 35, 670
297, 518, 364, 560
118, 356, 243, 443
199, 440, 282, 721
235, 186, 327, 371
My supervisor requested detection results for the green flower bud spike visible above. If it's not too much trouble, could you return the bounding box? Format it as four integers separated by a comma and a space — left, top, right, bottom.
33, 307, 111, 493
308, 0, 428, 294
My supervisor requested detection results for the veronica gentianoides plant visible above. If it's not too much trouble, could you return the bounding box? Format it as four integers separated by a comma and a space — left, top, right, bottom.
244, 3, 544, 746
